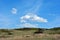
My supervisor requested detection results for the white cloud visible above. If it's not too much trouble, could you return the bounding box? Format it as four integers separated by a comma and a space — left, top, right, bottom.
23, 23, 38, 28
20, 13, 48, 22
21, 15, 31, 19
16, 23, 38, 28
20, 19, 26, 23
19, 13, 48, 28
11, 8, 17, 14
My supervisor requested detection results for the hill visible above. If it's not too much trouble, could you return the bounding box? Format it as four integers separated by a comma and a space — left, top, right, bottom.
0, 27, 60, 40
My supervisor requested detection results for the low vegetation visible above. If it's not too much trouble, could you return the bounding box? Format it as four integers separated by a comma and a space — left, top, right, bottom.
0, 27, 60, 40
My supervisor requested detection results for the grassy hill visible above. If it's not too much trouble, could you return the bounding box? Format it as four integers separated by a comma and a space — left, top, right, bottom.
0, 27, 60, 40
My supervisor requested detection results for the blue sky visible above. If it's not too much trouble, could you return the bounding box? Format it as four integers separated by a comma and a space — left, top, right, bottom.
0, 0, 60, 29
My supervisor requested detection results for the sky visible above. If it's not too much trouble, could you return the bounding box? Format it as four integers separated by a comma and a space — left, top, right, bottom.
0, 0, 60, 29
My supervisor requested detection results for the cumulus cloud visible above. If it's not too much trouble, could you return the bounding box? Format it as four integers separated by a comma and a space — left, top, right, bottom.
11, 8, 17, 14
16, 23, 38, 28
19, 13, 48, 28
20, 19, 26, 23
20, 13, 48, 22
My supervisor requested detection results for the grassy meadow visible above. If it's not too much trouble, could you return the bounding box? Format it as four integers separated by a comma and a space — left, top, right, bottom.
0, 27, 60, 40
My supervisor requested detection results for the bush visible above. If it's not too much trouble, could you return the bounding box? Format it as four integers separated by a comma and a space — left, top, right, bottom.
34, 28, 44, 34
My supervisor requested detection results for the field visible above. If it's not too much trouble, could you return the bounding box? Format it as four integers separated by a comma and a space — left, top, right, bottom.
0, 28, 60, 40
